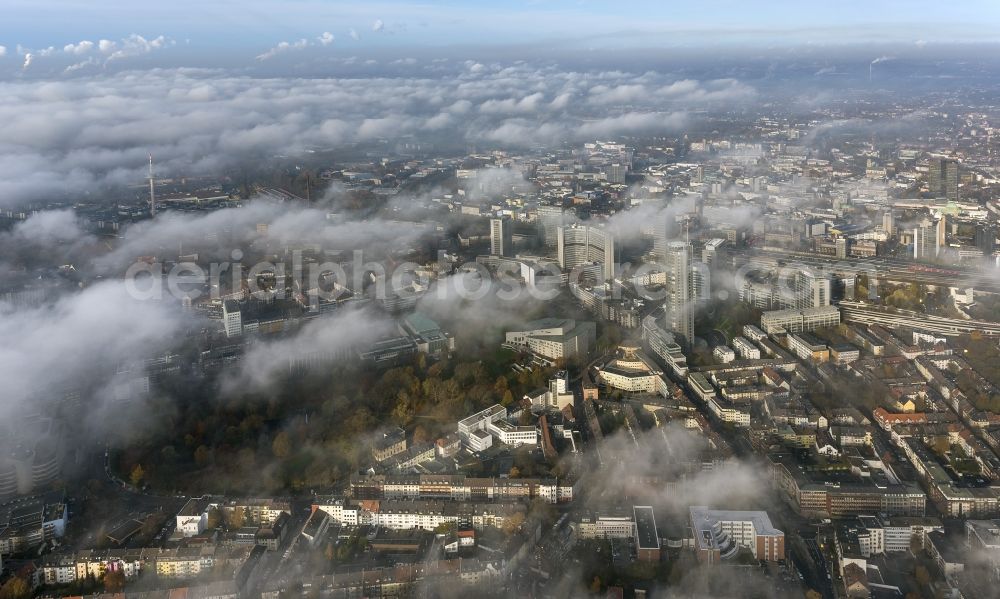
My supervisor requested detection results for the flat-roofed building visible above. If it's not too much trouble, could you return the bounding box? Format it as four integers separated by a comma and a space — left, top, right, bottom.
504, 318, 596, 361
713, 345, 736, 363
732, 336, 761, 360
788, 332, 830, 362
486, 420, 537, 446
830, 344, 860, 364
690, 506, 784, 564
743, 324, 767, 342
761, 306, 840, 334
633, 506, 660, 562
577, 511, 635, 540
557, 224, 615, 281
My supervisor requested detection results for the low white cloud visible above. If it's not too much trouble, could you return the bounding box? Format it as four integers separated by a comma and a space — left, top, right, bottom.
106, 34, 170, 62
63, 40, 95, 55
64, 57, 99, 74
317, 31, 335, 46
256, 38, 309, 61
372, 19, 384, 32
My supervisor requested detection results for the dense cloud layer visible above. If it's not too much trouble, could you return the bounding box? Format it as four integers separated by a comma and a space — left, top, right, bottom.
0, 66, 756, 207
0, 279, 186, 418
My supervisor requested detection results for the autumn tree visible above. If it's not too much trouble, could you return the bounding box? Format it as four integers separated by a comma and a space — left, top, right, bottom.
206, 507, 222, 530
103, 570, 125, 593
129, 464, 145, 487
194, 445, 210, 466
226, 507, 246, 529
589, 576, 602, 593
501, 512, 526, 534
272, 431, 292, 458
0, 577, 29, 599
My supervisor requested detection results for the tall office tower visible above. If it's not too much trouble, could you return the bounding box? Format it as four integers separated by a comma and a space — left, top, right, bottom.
976, 222, 996, 256
691, 262, 710, 304
793, 271, 831, 309
605, 163, 627, 184
558, 224, 616, 281
936, 215, 947, 252
701, 238, 726, 271
928, 158, 960, 201
913, 219, 938, 260
147, 154, 157, 217
653, 214, 681, 261
835, 237, 848, 259
537, 205, 565, 248
882, 210, 895, 238
490, 217, 514, 257
664, 241, 695, 346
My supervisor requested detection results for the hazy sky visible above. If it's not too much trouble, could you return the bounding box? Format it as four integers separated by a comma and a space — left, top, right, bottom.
4, 0, 1000, 54
0, 1, 996, 207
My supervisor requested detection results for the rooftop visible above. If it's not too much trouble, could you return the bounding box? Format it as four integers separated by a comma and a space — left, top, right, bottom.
633, 506, 659, 550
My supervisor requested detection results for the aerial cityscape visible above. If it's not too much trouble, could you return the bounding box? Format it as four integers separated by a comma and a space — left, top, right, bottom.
4, 1, 1000, 598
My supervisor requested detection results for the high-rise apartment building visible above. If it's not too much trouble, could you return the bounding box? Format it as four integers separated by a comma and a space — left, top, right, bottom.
490, 217, 514, 257
913, 217, 943, 260
664, 241, 695, 345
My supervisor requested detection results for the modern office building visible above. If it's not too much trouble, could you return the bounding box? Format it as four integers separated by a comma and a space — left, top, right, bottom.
557, 224, 615, 281
536, 205, 565, 248
927, 157, 959, 201
642, 313, 689, 378
633, 506, 661, 562
975, 222, 996, 256
605, 163, 627, 184
882, 210, 895, 238
913, 216, 946, 260
596, 345, 665, 394
760, 306, 841, 334
794, 270, 831, 309
577, 511, 635, 540
223, 299, 243, 338
913, 220, 935, 260
701, 238, 726, 270
690, 506, 785, 564
504, 318, 596, 361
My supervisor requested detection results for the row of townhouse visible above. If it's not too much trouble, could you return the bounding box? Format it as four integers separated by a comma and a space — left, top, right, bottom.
261, 558, 505, 599
41, 545, 256, 586
312, 498, 526, 532
176, 497, 291, 538
348, 473, 574, 504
